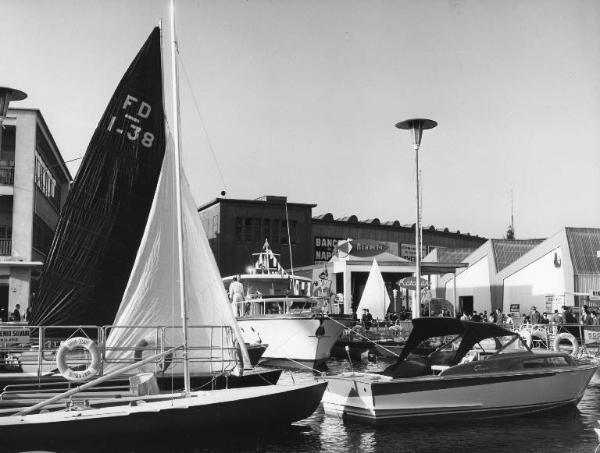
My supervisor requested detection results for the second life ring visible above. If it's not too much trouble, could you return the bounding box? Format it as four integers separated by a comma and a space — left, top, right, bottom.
56, 337, 101, 382
133, 337, 173, 373
553, 332, 579, 357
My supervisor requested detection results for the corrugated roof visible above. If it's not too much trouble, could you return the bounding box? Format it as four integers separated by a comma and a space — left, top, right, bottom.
566, 227, 600, 275
437, 248, 477, 263
491, 239, 545, 272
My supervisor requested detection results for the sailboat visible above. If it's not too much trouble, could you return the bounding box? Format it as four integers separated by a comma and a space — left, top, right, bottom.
0, 3, 326, 439
0, 12, 278, 392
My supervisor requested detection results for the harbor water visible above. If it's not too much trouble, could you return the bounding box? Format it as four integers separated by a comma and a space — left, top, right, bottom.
3, 357, 600, 453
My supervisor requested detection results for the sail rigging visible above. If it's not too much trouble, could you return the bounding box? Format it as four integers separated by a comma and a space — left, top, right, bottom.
30, 28, 166, 327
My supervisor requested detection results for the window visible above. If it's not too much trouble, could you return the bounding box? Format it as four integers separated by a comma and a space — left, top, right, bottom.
289, 220, 297, 245
0, 225, 12, 239
271, 220, 280, 244
234, 217, 242, 241
212, 215, 219, 235
262, 218, 271, 243
280, 220, 288, 245
243, 218, 252, 242
34, 151, 60, 207
32, 215, 54, 256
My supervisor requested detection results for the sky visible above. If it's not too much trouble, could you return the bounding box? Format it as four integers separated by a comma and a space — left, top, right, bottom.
2, 0, 599, 240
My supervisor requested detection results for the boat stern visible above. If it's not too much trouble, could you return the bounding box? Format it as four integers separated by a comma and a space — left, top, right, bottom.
321, 373, 388, 423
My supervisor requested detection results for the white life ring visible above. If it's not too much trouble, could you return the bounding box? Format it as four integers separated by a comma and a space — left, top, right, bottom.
133, 337, 172, 372
519, 330, 533, 348
553, 332, 579, 357
56, 337, 101, 382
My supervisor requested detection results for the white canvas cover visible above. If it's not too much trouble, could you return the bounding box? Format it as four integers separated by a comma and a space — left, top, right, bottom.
357, 259, 390, 319
105, 137, 249, 375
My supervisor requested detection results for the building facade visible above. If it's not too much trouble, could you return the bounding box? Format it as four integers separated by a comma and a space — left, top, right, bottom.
439, 228, 600, 320
198, 195, 487, 305
0, 108, 71, 320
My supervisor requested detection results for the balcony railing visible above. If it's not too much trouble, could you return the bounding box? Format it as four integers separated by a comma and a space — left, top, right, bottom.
0, 166, 14, 185
0, 239, 12, 256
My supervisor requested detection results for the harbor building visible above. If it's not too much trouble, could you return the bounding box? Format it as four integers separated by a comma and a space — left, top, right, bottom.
0, 108, 71, 320
198, 195, 486, 314
438, 228, 600, 319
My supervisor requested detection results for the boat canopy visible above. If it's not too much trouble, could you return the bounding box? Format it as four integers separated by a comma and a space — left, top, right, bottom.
397, 317, 518, 364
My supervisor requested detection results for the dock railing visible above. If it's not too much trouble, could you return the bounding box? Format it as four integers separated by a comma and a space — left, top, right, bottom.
0, 323, 240, 381
516, 322, 600, 358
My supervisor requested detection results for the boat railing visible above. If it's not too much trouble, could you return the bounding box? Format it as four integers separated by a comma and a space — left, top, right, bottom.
235, 296, 330, 317
0, 324, 240, 379
342, 320, 413, 341
102, 325, 239, 375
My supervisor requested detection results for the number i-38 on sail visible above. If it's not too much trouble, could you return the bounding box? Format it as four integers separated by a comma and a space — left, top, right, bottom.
106, 94, 155, 147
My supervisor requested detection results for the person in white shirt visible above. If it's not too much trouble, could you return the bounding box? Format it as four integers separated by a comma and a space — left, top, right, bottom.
228, 276, 244, 316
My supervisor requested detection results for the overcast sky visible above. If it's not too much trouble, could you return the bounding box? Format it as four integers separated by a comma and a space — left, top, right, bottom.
2, 0, 599, 240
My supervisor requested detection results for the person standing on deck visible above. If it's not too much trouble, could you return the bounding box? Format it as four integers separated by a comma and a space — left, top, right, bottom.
228, 276, 244, 317
530, 306, 542, 325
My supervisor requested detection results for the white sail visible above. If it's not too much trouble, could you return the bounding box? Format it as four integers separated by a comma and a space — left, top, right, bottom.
105, 136, 244, 375
357, 259, 390, 319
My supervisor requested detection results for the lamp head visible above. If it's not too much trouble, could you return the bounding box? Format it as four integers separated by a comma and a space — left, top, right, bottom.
395, 118, 437, 148
0, 87, 27, 124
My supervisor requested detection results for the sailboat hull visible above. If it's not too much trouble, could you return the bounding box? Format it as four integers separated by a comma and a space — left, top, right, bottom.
0, 382, 327, 444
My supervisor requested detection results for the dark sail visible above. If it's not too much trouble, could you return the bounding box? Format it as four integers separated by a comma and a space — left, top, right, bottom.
30, 28, 166, 327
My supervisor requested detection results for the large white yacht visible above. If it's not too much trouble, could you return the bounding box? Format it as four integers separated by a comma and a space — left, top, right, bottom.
224, 243, 344, 367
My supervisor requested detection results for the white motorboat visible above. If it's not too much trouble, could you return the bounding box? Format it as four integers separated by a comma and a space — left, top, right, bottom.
0, 5, 327, 442
321, 317, 598, 424
225, 243, 344, 366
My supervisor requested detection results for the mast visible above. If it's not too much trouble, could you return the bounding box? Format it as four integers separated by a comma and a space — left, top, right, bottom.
170, 0, 190, 394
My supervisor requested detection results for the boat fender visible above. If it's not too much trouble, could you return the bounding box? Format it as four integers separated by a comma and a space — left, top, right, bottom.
315, 319, 325, 337
519, 330, 533, 348
133, 338, 173, 372
553, 333, 579, 357
56, 337, 101, 382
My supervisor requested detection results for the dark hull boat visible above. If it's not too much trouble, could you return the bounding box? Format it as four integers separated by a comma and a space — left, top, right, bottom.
0, 368, 282, 410
0, 382, 327, 445
322, 318, 598, 424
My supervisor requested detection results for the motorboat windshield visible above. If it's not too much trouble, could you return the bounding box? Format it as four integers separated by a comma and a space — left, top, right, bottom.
397, 317, 522, 367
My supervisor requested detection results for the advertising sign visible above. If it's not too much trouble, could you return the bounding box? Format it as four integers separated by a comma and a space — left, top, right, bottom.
348, 239, 389, 257
400, 243, 427, 262
398, 277, 429, 290
509, 304, 520, 313
545, 294, 565, 314
584, 327, 600, 345
0, 326, 30, 347
314, 237, 344, 262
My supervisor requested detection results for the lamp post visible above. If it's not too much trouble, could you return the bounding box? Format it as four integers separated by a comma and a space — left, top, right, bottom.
395, 118, 437, 318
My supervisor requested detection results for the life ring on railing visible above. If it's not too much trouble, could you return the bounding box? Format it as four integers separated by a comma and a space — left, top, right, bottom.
553, 333, 579, 357
519, 330, 533, 348
133, 338, 173, 373
56, 337, 101, 382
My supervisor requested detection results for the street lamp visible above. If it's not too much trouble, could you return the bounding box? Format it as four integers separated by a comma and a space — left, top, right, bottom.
0, 87, 27, 154
0, 87, 27, 125
395, 118, 437, 318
